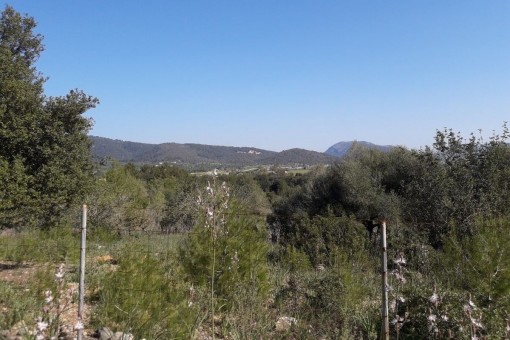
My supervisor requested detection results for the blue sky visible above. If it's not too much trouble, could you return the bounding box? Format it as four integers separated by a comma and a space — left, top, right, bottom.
4, 1, 510, 152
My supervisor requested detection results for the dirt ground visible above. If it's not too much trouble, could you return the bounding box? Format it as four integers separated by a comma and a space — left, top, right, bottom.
0, 261, 45, 284
0, 261, 92, 339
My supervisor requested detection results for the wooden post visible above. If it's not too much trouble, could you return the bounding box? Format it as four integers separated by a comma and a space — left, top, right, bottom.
78, 204, 87, 340
381, 220, 390, 340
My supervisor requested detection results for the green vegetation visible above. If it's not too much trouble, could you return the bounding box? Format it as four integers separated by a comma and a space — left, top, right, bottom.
0, 5, 98, 230
2, 126, 509, 338
1, 5, 510, 339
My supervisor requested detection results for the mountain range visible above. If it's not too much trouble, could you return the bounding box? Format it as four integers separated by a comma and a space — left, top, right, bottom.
89, 136, 392, 168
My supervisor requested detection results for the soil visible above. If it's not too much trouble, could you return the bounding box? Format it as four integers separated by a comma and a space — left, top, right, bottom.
0, 261, 94, 339
0, 261, 43, 285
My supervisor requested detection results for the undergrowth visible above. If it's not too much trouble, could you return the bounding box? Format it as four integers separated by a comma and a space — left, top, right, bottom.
1, 218, 510, 338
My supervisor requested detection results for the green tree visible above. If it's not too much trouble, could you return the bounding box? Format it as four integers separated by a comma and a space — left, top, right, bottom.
0, 6, 98, 229
87, 164, 153, 231
403, 125, 510, 246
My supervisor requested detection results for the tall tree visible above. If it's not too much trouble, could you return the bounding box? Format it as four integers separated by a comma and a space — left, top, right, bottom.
0, 6, 98, 229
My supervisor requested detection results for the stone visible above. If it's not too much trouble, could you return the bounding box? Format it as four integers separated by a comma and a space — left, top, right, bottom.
275, 316, 297, 332
96, 327, 114, 340
112, 331, 134, 340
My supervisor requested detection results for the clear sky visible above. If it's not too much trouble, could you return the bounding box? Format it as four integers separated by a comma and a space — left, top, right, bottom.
4, 1, 510, 152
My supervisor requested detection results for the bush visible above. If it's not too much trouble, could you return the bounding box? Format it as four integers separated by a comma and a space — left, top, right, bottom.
274, 249, 379, 339
91, 242, 194, 339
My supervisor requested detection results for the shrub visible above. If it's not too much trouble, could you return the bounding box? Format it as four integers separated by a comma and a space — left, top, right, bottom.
179, 176, 270, 337
91, 242, 194, 339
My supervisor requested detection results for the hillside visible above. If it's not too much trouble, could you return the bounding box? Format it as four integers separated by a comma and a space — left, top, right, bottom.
261, 148, 339, 165
89, 136, 338, 167
325, 140, 393, 158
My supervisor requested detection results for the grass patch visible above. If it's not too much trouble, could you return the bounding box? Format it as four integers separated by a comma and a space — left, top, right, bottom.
0, 227, 80, 263
89, 240, 195, 339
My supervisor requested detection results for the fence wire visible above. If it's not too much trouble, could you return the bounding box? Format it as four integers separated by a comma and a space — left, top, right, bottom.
0, 206, 508, 339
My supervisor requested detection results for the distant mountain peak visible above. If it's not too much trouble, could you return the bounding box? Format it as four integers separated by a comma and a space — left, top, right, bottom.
325, 141, 393, 158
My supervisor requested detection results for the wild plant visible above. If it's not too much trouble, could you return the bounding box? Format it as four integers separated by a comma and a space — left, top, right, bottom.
197, 173, 230, 338
36, 263, 78, 339
424, 285, 456, 338
462, 293, 485, 339
389, 251, 408, 339
179, 170, 269, 338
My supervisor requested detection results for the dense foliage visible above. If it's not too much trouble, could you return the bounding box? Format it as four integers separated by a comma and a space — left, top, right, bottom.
71, 125, 510, 338
0, 6, 98, 229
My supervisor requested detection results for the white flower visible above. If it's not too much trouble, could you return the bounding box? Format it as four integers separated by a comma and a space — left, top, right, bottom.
468, 299, 476, 309
44, 290, 53, 304
206, 181, 214, 195
394, 253, 407, 265
464, 299, 477, 313
429, 292, 439, 304
66, 286, 76, 300
55, 263, 65, 280
427, 314, 437, 323
470, 318, 483, 329
207, 207, 214, 219
221, 181, 229, 195
441, 314, 449, 322
74, 320, 84, 330
392, 271, 406, 284
37, 320, 48, 332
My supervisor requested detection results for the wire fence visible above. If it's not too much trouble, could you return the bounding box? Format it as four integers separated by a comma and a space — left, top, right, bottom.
0, 204, 275, 338
0, 213, 190, 338
0, 205, 509, 339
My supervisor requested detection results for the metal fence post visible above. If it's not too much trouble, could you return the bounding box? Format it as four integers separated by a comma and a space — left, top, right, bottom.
381, 220, 389, 339
78, 204, 87, 340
